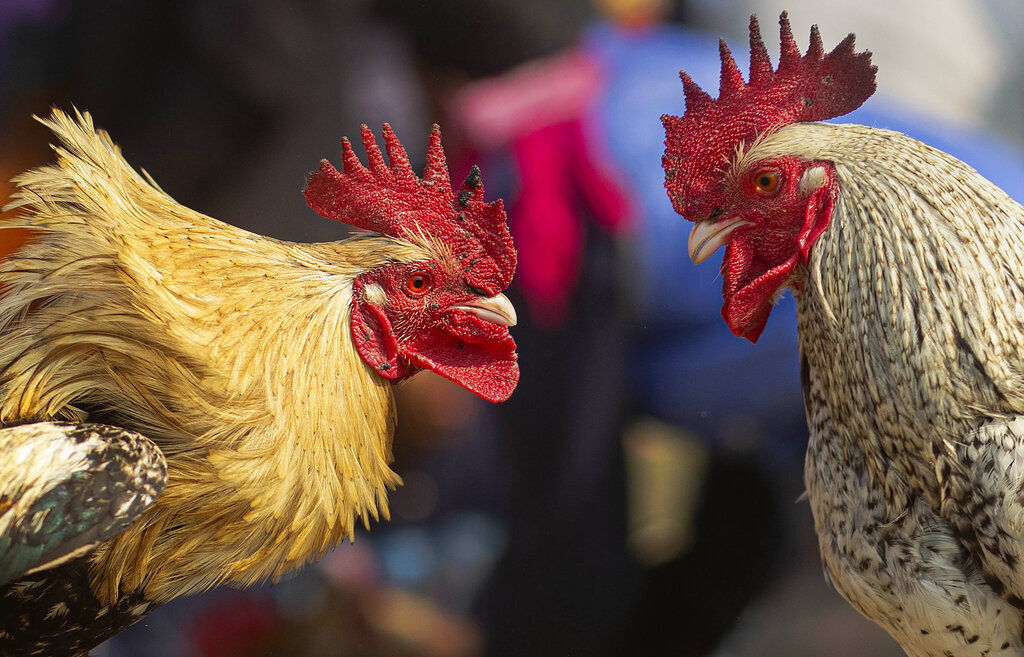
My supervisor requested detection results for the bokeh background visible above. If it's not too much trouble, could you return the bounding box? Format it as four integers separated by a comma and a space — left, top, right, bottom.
2, 1, 1024, 655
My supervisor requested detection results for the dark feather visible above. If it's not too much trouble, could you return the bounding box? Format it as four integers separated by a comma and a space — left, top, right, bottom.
0, 422, 166, 586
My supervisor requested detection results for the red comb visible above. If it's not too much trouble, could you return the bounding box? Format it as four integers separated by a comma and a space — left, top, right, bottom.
662, 12, 876, 221
304, 124, 516, 293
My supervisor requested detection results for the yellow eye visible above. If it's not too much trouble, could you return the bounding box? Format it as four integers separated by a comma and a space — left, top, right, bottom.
754, 170, 782, 195
406, 273, 432, 295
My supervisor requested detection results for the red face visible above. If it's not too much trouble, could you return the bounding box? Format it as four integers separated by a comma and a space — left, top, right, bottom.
350, 260, 518, 403
688, 156, 835, 342
303, 124, 520, 402
660, 14, 875, 343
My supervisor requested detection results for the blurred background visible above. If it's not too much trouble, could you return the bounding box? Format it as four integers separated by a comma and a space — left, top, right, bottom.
2, 0, 1024, 655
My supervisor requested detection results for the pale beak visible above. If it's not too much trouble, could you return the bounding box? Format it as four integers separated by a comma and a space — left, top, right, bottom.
688, 217, 750, 264
455, 293, 518, 327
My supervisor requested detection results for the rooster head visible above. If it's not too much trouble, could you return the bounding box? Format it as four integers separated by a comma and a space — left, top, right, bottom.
304, 124, 518, 402
662, 13, 876, 342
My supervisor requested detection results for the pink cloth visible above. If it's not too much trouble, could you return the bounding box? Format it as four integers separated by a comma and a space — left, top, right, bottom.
452, 48, 634, 328
510, 118, 632, 327
451, 50, 602, 150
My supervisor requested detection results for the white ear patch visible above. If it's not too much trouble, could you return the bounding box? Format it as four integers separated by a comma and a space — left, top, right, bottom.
799, 166, 827, 194
363, 283, 387, 306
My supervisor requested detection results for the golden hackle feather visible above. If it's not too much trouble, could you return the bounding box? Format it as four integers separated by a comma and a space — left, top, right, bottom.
0, 109, 443, 604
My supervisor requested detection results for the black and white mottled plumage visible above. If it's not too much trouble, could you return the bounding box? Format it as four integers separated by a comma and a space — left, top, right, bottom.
758, 123, 1024, 655
662, 13, 1024, 654
0, 422, 165, 655
0, 423, 166, 587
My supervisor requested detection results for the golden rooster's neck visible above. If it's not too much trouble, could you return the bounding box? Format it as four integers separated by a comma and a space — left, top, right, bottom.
91, 242, 404, 604
0, 109, 419, 605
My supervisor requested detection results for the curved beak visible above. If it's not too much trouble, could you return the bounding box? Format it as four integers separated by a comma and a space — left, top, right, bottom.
454, 293, 518, 327
688, 217, 750, 264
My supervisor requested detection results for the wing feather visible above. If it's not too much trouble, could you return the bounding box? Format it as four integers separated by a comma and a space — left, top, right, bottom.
0, 422, 166, 585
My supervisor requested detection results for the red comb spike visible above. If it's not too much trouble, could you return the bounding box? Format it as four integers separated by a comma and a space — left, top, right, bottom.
778, 12, 801, 71
360, 125, 388, 177
308, 159, 344, 199
381, 123, 416, 186
304, 125, 516, 290
661, 12, 876, 221
830, 32, 857, 57
422, 124, 449, 187
681, 71, 713, 111
748, 15, 773, 83
807, 24, 824, 60
482, 199, 506, 231
340, 138, 370, 179
718, 39, 746, 97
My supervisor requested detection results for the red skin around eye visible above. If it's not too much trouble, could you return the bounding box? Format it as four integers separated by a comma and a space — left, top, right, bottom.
350, 265, 519, 402
721, 160, 835, 343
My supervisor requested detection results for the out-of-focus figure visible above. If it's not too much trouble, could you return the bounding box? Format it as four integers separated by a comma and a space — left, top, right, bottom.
447, 1, 798, 654
453, 1, 1024, 655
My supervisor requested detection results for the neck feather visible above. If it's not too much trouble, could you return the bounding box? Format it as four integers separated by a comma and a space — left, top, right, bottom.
101, 240, 403, 603
0, 225, 404, 603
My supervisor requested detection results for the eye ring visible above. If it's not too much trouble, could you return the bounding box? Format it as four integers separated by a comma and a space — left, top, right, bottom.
405, 272, 432, 296
753, 169, 782, 195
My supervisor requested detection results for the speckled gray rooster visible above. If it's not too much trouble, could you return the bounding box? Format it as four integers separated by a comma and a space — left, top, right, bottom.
664, 13, 1024, 657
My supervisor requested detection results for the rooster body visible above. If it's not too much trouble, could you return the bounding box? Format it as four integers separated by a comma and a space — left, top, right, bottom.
663, 15, 1024, 656
0, 110, 517, 654
788, 123, 1024, 654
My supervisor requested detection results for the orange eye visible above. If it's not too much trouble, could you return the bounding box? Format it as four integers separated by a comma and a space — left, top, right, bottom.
405, 273, 432, 295
754, 170, 782, 195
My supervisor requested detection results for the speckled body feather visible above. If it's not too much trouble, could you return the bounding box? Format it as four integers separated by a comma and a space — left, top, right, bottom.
0, 423, 165, 587
0, 110, 470, 653
0, 423, 165, 655
753, 122, 1024, 655
660, 15, 1024, 654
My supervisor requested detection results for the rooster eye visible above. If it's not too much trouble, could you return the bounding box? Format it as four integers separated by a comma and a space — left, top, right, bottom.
754, 170, 782, 195
405, 273, 432, 295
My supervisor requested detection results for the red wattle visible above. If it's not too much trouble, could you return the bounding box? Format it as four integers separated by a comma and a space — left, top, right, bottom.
353, 297, 519, 401
722, 253, 798, 343
405, 328, 519, 402
721, 234, 798, 343
720, 181, 834, 343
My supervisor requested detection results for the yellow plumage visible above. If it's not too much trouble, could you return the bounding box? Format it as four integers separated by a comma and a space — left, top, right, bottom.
0, 109, 448, 605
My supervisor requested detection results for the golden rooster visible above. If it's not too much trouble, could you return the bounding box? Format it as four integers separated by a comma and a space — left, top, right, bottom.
0, 109, 518, 655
